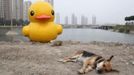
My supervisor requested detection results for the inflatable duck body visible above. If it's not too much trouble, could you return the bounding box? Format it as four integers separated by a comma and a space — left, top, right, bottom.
22, 1, 63, 43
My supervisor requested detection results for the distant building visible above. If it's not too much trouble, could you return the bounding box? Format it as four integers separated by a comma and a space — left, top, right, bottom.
55, 13, 60, 24
23, 1, 32, 21
71, 14, 77, 25
81, 15, 88, 25
75, 16, 78, 25
65, 16, 69, 25
0, 0, 23, 25
71, 14, 75, 25
12, 0, 23, 21
92, 15, 96, 25
0, 0, 4, 19
0, 0, 12, 21
44, 0, 54, 6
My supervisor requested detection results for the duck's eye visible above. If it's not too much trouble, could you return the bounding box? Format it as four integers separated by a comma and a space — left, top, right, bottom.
51, 10, 54, 15
30, 10, 34, 16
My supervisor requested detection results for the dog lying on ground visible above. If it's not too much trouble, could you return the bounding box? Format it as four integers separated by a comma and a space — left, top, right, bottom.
59, 50, 119, 74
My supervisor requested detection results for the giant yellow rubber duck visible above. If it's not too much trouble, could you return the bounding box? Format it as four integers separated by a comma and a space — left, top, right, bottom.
22, 1, 63, 43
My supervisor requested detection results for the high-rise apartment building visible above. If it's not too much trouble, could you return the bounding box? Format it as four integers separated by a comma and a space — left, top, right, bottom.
71, 14, 77, 25
0, 0, 23, 24
92, 15, 96, 25
65, 16, 69, 25
0, 0, 12, 21
12, 0, 23, 20
44, 0, 54, 6
81, 15, 88, 25
23, 1, 32, 21
55, 13, 60, 24
0, 0, 4, 19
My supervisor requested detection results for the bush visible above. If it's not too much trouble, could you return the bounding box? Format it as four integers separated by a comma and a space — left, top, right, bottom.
125, 29, 130, 33
118, 27, 125, 33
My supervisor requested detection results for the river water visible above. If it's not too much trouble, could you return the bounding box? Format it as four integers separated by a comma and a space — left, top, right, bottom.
0, 28, 134, 44
57, 29, 134, 44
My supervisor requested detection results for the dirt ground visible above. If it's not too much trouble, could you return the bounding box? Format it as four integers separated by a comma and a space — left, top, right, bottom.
0, 41, 134, 75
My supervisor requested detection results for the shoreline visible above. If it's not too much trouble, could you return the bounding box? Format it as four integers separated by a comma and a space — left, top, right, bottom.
0, 40, 134, 45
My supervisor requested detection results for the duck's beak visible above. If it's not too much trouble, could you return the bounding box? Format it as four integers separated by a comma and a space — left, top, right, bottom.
35, 15, 51, 20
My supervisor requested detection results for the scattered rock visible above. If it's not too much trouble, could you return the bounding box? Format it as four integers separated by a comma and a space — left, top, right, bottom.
6, 31, 18, 36
51, 40, 63, 46
131, 61, 134, 65
126, 62, 129, 65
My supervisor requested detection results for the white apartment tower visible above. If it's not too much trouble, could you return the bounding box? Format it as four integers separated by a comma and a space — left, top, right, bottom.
92, 15, 96, 25
44, 0, 54, 6
0, 0, 12, 21
12, 0, 24, 20
23, 1, 32, 21
0, 0, 23, 21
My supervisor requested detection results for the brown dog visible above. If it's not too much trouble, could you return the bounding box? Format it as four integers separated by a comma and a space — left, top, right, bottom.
59, 50, 119, 74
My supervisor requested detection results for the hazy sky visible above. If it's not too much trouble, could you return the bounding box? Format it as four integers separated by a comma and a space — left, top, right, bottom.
25, 0, 134, 24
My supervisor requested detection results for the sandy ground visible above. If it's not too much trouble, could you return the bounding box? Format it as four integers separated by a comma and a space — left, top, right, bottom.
0, 41, 134, 75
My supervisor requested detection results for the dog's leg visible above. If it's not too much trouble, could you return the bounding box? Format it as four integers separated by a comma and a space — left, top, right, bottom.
58, 50, 83, 63
78, 57, 94, 74
78, 63, 88, 74
85, 65, 93, 73
59, 58, 76, 63
78, 60, 90, 74
58, 54, 80, 63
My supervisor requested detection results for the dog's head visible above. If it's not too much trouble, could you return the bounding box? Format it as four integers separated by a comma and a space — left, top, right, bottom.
95, 55, 114, 74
